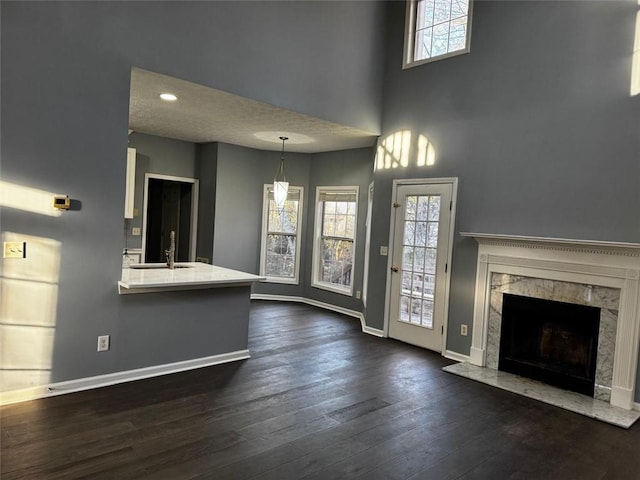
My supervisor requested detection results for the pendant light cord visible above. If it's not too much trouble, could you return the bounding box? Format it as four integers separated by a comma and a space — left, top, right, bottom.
275, 136, 288, 182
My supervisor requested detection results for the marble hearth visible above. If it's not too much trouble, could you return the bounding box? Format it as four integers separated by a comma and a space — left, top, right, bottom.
445, 233, 640, 427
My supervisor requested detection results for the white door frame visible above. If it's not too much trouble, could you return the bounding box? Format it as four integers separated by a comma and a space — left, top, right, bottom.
362, 181, 375, 306
383, 177, 458, 355
141, 173, 199, 263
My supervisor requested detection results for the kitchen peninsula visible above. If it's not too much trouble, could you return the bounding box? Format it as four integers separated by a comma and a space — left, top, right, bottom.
119, 262, 265, 294
116, 262, 265, 375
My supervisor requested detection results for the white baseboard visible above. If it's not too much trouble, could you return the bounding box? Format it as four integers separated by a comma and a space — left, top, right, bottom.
0, 349, 250, 406
444, 350, 471, 363
251, 293, 384, 337
251, 293, 306, 304
635, 402, 640, 411
363, 326, 385, 337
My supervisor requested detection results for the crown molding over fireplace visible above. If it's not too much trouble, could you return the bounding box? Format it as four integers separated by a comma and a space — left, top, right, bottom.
461, 232, 640, 410
461, 232, 640, 258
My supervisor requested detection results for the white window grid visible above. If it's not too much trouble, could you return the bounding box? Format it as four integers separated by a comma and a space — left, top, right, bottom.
260, 185, 303, 284
404, 0, 473, 69
312, 187, 359, 296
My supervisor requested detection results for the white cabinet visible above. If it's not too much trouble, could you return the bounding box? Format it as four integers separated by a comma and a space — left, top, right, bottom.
124, 147, 136, 218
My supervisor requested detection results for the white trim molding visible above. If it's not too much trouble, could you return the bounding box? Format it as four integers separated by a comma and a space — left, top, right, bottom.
384, 177, 458, 354
259, 184, 304, 284
250, 293, 384, 337
141, 173, 199, 263
462, 232, 640, 410
0, 350, 250, 406
311, 186, 359, 297
363, 325, 385, 337
445, 350, 471, 363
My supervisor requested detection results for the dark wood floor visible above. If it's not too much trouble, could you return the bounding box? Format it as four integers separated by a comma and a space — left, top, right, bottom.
3, 301, 640, 479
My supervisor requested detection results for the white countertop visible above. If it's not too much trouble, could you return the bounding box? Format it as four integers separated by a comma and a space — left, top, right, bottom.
118, 262, 265, 294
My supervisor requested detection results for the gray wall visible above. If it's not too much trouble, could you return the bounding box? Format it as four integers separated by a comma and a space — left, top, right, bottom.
1, 0, 386, 385
369, 0, 639, 367
195, 143, 218, 263
3, 0, 639, 401
124, 133, 373, 307
117, 287, 252, 371
213, 142, 311, 279
303, 149, 374, 312
126, 133, 198, 251
211, 143, 374, 307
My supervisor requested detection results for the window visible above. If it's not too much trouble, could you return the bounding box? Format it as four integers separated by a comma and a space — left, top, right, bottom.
403, 0, 473, 69
312, 187, 358, 295
260, 185, 303, 284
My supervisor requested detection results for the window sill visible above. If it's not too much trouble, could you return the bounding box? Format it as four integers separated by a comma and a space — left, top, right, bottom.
263, 277, 299, 285
402, 48, 470, 70
312, 282, 353, 297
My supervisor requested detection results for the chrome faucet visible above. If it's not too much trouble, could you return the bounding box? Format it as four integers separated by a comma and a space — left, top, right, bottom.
165, 230, 176, 269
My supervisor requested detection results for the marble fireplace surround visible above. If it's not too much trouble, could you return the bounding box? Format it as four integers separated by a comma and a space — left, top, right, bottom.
486, 274, 619, 403
461, 233, 640, 411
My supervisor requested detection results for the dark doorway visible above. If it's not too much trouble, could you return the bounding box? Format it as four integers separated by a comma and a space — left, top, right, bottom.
499, 293, 600, 396
145, 178, 193, 263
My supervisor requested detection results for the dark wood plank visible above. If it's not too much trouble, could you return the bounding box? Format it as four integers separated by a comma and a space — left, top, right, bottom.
3, 300, 640, 479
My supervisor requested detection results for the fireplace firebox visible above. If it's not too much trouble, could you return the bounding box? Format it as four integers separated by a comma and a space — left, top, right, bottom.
499, 293, 601, 396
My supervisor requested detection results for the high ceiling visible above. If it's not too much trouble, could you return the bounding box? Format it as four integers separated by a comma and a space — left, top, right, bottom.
128, 68, 379, 153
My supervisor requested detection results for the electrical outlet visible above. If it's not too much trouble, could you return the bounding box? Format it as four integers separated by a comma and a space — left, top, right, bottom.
97, 335, 110, 352
460, 324, 468, 336
355, 290, 361, 299
132, 227, 141, 236
3, 241, 26, 258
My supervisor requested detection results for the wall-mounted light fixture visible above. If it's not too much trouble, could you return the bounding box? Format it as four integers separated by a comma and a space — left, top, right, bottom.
273, 136, 289, 206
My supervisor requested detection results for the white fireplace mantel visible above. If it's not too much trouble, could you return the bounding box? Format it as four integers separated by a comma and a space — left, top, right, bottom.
461, 232, 640, 410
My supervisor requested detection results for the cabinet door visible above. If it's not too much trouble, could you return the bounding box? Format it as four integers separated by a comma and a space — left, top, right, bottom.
124, 147, 136, 218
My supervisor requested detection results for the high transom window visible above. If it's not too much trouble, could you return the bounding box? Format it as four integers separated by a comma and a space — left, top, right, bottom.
404, 0, 473, 69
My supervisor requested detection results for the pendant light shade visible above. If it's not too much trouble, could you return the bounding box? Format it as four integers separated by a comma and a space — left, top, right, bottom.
273, 136, 289, 206
273, 180, 289, 206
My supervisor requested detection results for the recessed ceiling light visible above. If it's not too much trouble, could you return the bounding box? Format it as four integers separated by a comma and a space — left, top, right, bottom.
159, 93, 178, 101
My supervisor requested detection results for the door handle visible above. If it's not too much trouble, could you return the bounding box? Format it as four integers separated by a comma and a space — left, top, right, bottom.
391, 266, 399, 273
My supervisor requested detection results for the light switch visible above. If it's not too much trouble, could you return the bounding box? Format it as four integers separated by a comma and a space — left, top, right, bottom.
380, 246, 388, 256
3, 241, 26, 258
132, 227, 141, 236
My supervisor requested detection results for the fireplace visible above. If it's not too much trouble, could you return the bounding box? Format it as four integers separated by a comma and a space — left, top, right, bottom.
498, 293, 600, 396
461, 232, 640, 411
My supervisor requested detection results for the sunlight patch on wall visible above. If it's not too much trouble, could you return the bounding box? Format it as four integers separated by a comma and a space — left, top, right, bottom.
375, 131, 436, 171
375, 130, 411, 170
416, 135, 436, 167
1, 232, 61, 399
0, 181, 63, 217
631, 7, 640, 96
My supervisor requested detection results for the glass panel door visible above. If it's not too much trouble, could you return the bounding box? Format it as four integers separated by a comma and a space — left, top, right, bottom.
389, 182, 454, 352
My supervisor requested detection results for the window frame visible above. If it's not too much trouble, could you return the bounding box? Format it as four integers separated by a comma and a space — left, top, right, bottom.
311, 185, 359, 296
362, 182, 374, 306
403, 0, 473, 70
259, 184, 304, 284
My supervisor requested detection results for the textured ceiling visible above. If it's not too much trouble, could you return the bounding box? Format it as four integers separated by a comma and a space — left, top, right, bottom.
128, 67, 379, 153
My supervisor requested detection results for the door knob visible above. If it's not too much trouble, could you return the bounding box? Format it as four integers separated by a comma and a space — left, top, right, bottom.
391, 266, 399, 273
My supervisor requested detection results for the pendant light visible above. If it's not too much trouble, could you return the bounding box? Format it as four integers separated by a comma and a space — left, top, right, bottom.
273, 136, 289, 206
